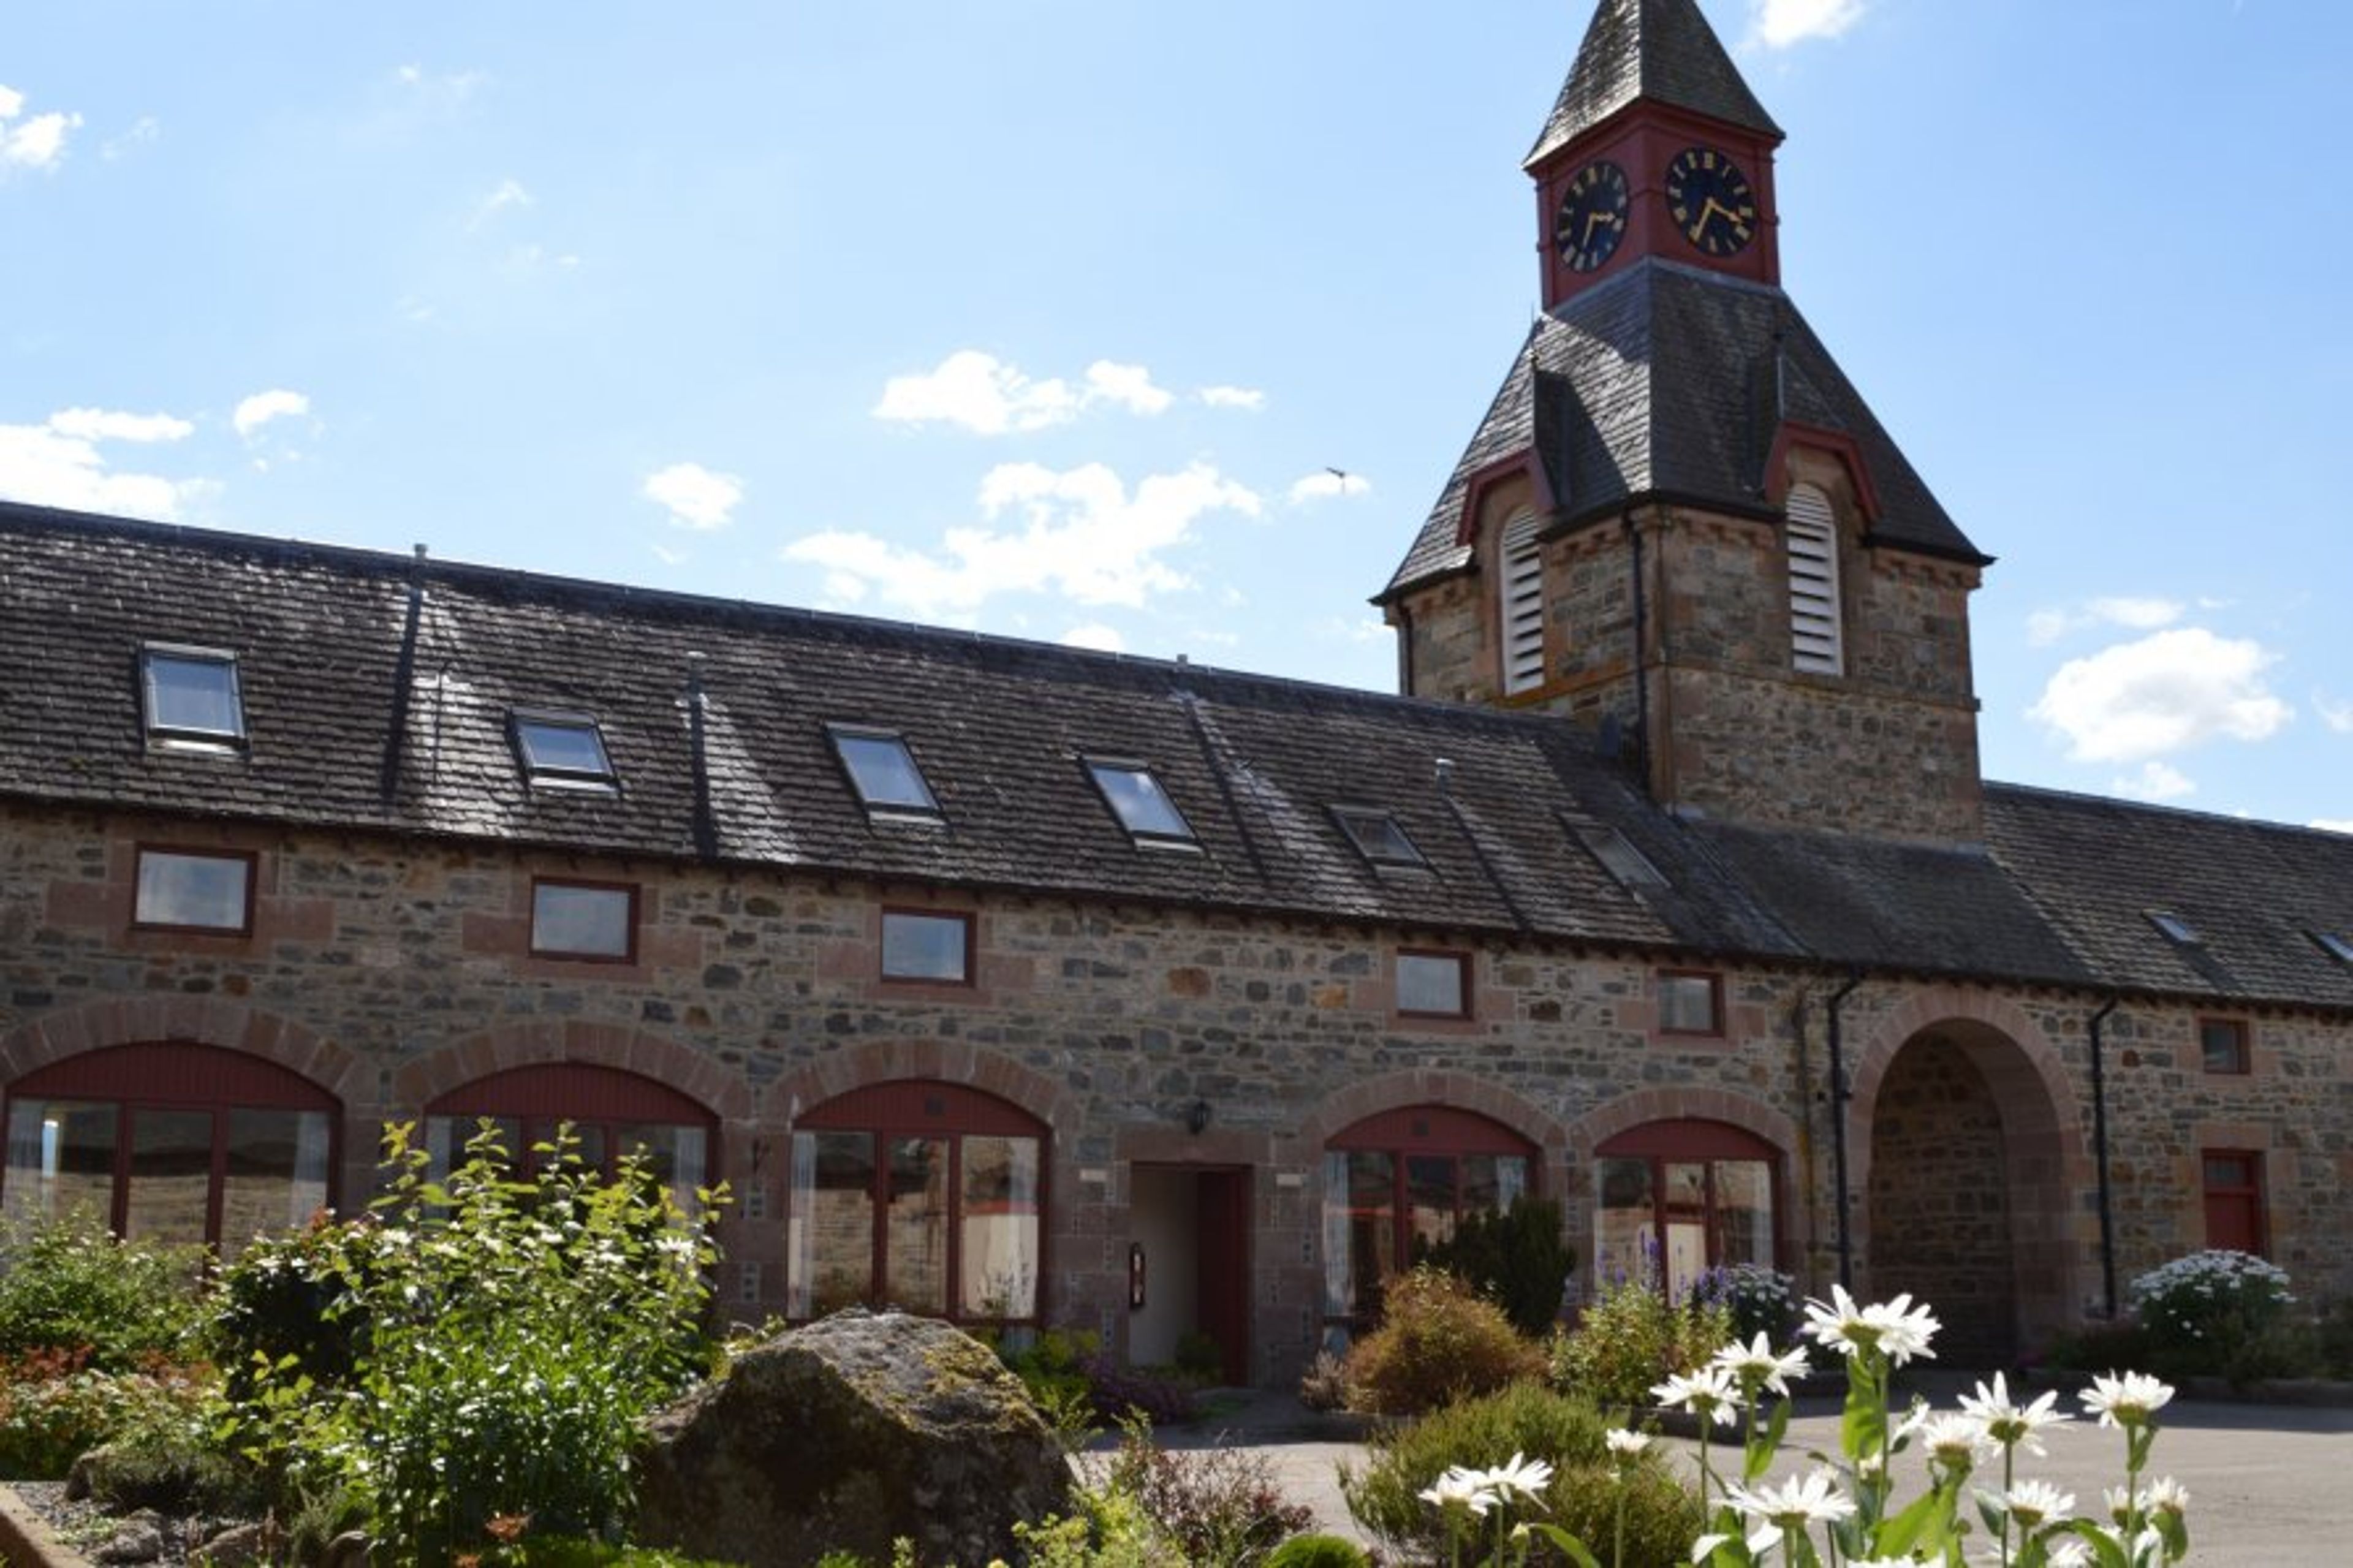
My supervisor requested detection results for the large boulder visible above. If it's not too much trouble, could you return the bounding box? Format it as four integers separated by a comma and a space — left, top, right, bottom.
632, 1309, 1073, 1567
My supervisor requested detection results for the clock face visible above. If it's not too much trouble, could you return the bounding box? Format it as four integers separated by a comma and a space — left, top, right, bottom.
1664, 145, 1759, 258
1554, 159, 1631, 275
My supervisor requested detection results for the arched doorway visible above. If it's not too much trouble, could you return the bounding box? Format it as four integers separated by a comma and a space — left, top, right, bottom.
1861, 1019, 2074, 1365
1593, 1119, 1779, 1299
424, 1062, 718, 1217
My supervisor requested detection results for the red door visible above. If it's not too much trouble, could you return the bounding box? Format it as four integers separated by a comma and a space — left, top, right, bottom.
1194, 1170, 1251, 1385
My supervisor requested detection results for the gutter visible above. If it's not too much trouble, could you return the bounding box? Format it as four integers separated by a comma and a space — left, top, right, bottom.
1825, 971, 1864, 1290
2088, 996, 2121, 1318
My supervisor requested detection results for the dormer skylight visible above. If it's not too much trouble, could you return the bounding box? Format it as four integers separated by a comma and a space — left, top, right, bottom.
1564, 813, 1668, 892
2147, 910, 2199, 945
2311, 930, 2353, 965
139, 645, 245, 748
1085, 759, 1196, 847
1333, 805, 1427, 871
511, 710, 618, 793
829, 725, 941, 817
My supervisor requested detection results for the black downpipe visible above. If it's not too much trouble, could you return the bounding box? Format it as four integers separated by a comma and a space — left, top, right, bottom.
379, 547, 428, 805
1626, 512, 1649, 775
2088, 996, 2121, 1317
1826, 972, 1864, 1290
686, 654, 719, 862
1394, 599, 1416, 697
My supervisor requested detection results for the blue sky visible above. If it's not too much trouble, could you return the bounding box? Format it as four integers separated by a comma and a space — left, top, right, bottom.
7, 1, 2350, 833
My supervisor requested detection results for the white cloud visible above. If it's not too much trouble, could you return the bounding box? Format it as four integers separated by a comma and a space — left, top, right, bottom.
784, 459, 1261, 618
2312, 819, 2353, 835
642, 462, 745, 532
1199, 385, 1265, 412
2028, 627, 2290, 764
873, 351, 1176, 435
2316, 694, 2353, 734
0, 88, 18, 119
0, 85, 83, 172
2025, 596, 2183, 646
47, 407, 194, 444
1747, 0, 1868, 49
101, 116, 160, 161
1288, 468, 1372, 504
233, 389, 311, 437
470, 177, 532, 228
2112, 761, 2196, 803
1060, 623, 1126, 653
0, 411, 199, 519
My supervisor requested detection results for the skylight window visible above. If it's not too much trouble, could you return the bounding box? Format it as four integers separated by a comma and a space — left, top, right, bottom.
1332, 805, 1427, 870
2147, 910, 2199, 945
511, 711, 618, 792
2311, 930, 2353, 965
830, 726, 941, 816
1085, 760, 1195, 846
1564, 814, 1668, 892
139, 645, 245, 746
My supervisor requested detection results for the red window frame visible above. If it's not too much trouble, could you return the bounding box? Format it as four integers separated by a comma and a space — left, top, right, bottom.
2201, 1149, 2267, 1255
425, 1063, 717, 1188
1595, 1119, 1779, 1292
1325, 1105, 1539, 1331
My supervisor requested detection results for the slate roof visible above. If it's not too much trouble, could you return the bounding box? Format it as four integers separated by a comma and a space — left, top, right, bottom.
1525, 0, 1781, 172
6, 501, 2350, 1015
1379, 260, 1988, 601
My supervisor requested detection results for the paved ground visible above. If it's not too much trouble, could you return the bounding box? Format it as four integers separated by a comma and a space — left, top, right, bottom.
1150, 1384, 2353, 1565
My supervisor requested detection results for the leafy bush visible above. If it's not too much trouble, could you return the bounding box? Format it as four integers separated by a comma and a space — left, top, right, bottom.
1337, 1381, 1699, 1567
1417, 1198, 1575, 1337
1295, 1350, 1347, 1414
2046, 1316, 2157, 1376
1101, 1419, 1313, 1567
1340, 1266, 1545, 1417
1684, 1262, 1795, 1346
221, 1121, 720, 1559
1014, 1482, 1188, 1568
2314, 1295, 2353, 1378
1261, 1534, 1369, 1568
0, 1351, 216, 1480
0, 1213, 210, 1371
1550, 1276, 1732, 1411
212, 1211, 406, 1395
994, 1327, 1199, 1434
2128, 1249, 2296, 1381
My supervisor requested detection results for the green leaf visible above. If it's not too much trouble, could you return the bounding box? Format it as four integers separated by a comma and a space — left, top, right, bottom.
1872, 1483, 1953, 1556
1525, 1523, 1602, 1568
2058, 1521, 2132, 1568
1840, 1370, 1887, 1462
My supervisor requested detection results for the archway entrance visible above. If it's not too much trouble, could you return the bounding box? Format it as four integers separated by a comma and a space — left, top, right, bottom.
1127, 1165, 1251, 1385
1862, 1021, 2072, 1366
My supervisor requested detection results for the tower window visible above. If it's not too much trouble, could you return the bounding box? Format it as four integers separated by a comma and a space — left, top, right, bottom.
1785, 484, 1843, 676
1498, 514, 1546, 695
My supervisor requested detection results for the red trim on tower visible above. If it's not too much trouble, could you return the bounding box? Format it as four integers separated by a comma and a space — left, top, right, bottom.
1452, 452, 1557, 549
1764, 422, 1883, 523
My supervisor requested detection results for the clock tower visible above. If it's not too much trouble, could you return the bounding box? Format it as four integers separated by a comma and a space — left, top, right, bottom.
1377, 0, 1995, 846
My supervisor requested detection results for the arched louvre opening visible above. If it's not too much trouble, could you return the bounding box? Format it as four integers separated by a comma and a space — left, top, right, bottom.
1498, 513, 1547, 694
1786, 483, 1843, 675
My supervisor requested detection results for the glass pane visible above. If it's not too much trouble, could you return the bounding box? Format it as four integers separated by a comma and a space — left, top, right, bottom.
1344, 1150, 1395, 1320
2200, 1020, 2246, 1074
144, 652, 242, 736
4, 1099, 118, 1229
790, 1131, 875, 1316
882, 913, 968, 982
1396, 953, 1466, 1015
834, 732, 938, 811
1320, 1150, 1354, 1318
959, 1135, 1040, 1319
885, 1137, 949, 1314
1661, 1162, 1710, 1301
1406, 1153, 1456, 1257
134, 851, 250, 930
1713, 1159, 1773, 1271
532, 883, 632, 957
1088, 764, 1191, 839
617, 1122, 710, 1213
1659, 975, 1718, 1033
1460, 1154, 1503, 1216
125, 1108, 214, 1248
1336, 808, 1423, 867
218, 1108, 330, 1262
515, 718, 612, 778
1594, 1157, 1656, 1287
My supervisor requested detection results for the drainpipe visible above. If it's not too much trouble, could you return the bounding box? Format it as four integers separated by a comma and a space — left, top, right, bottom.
1394, 599, 1417, 696
2088, 996, 2121, 1318
1625, 510, 1650, 780
1825, 972, 1863, 1290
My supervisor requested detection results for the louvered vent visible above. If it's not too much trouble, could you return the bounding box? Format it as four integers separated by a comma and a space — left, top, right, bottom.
1786, 484, 1843, 675
1499, 513, 1546, 694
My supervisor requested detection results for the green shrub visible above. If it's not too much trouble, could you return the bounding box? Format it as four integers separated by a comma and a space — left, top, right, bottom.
212, 1210, 405, 1395
2045, 1317, 2156, 1375
1684, 1262, 1795, 1346
1550, 1277, 1732, 1411
221, 1121, 721, 1560
1101, 1418, 1312, 1567
1261, 1534, 1369, 1568
0, 1213, 209, 1371
2314, 1295, 2353, 1379
1338, 1381, 1698, 1567
74, 1421, 261, 1516
2128, 1249, 2295, 1381
1419, 1197, 1575, 1336
0, 1353, 215, 1479
1341, 1266, 1545, 1417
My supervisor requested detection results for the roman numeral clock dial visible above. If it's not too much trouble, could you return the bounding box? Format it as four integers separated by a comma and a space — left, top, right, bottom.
1664, 145, 1758, 257
1554, 159, 1631, 274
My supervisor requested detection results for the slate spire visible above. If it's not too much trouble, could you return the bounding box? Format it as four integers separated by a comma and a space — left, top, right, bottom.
1526, 0, 1781, 170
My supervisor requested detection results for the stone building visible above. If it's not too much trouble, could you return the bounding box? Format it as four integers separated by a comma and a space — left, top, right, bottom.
3, 0, 2348, 1383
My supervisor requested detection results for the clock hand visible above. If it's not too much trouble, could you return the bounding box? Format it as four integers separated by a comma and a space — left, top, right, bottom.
1583, 211, 1617, 243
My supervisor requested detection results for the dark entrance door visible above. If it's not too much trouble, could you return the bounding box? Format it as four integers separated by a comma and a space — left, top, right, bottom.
1194, 1168, 1250, 1385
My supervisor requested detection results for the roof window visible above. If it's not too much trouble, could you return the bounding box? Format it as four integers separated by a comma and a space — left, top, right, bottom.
139, 645, 246, 747
1332, 805, 1427, 870
510, 711, 618, 792
1085, 760, 1196, 847
2311, 930, 2353, 965
1564, 813, 1667, 892
830, 726, 941, 817
2146, 910, 2199, 945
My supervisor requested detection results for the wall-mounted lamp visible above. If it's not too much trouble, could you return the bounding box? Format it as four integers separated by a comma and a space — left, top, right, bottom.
1185, 1099, 1212, 1136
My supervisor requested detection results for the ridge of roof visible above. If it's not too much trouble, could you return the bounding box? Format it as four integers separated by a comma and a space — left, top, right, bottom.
1526, 0, 1782, 171
1986, 778, 2353, 845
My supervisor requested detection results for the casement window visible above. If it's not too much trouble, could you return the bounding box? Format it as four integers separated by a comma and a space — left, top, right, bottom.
1085, 760, 1196, 847
881, 909, 973, 985
1785, 483, 1843, 676
510, 711, 618, 792
1498, 512, 1546, 695
1656, 970, 1722, 1036
2148, 910, 2199, 945
1, 1043, 335, 1260
132, 847, 256, 934
1564, 813, 1668, 892
2201, 1149, 2266, 1255
1333, 805, 1428, 871
529, 878, 637, 962
829, 726, 941, 817
1395, 950, 1471, 1019
139, 645, 246, 746
788, 1081, 1044, 1328
424, 1064, 714, 1218
1321, 1106, 1534, 1338
2198, 1017, 2250, 1076
1594, 1120, 1778, 1300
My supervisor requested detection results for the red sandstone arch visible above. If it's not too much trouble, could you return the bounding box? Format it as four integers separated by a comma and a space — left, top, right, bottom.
761, 1040, 1082, 1137
391, 1020, 752, 1122
1297, 1069, 1568, 1163
1567, 1086, 1801, 1166
0, 997, 368, 1105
